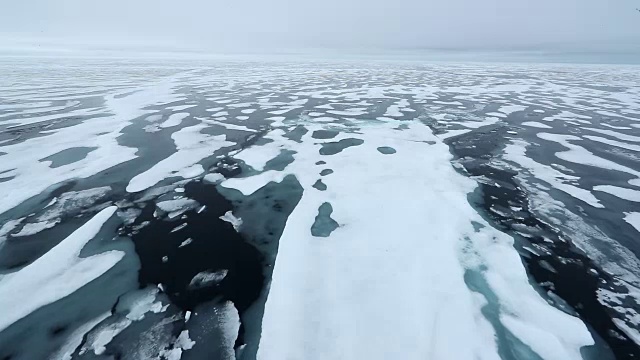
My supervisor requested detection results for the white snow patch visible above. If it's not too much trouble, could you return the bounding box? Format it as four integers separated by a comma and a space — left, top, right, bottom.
12, 220, 58, 237
82, 317, 132, 355
166, 104, 196, 111
613, 318, 640, 345
624, 213, 640, 234
522, 121, 552, 129
0, 218, 25, 245
583, 136, 640, 152
498, 105, 527, 115
601, 123, 633, 130
126, 287, 165, 321
176, 330, 195, 350
594, 186, 640, 202
439, 129, 472, 140
327, 108, 367, 116
537, 133, 640, 187
504, 140, 602, 208
233, 141, 283, 172
584, 127, 640, 143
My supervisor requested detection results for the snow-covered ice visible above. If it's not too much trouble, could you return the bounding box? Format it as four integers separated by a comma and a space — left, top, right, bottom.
223, 120, 594, 360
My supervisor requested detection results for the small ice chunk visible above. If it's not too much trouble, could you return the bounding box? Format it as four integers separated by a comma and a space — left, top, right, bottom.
594, 186, 640, 202
179, 238, 193, 248
188, 269, 228, 289
159, 330, 196, 360
176, 330, 195, 350
123, 287, 163, 321
0, 217, 25, 245
82, 318, 132, 355
117, 208, 142, 225
156, 198, 198, 213
203, 173, 225, 184
170, 223, 187, 233
613, 319, 640, 345
13, 220, 58, 237
219, 211, 242, 231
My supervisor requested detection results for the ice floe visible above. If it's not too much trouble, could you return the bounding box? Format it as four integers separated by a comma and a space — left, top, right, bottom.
223, 120, 594, 360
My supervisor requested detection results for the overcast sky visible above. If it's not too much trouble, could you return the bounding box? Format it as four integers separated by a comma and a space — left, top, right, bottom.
0, 0, 639, 54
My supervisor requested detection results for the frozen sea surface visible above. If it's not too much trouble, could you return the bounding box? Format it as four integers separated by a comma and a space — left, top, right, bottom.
0, 57, 639, 360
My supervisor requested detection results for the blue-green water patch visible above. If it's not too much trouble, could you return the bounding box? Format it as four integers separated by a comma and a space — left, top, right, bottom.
377, 146, 396, 154
312, 179, 327, 191
319, 138, 364, 155
39, 147, 97, 168
311, 202, 339, 237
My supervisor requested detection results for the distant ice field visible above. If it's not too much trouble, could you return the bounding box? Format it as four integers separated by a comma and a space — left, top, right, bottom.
0, 57, 639, 360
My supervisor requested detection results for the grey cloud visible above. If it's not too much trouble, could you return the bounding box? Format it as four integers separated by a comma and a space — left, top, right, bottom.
0, 0, 639, 53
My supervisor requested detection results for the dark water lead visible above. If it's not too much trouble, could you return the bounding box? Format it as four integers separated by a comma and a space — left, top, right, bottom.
218, 174, 303, 360
122, 163, 303, 360
126, 180, 264, 352
448, 128, 640, 360
311, 202, 339, 237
